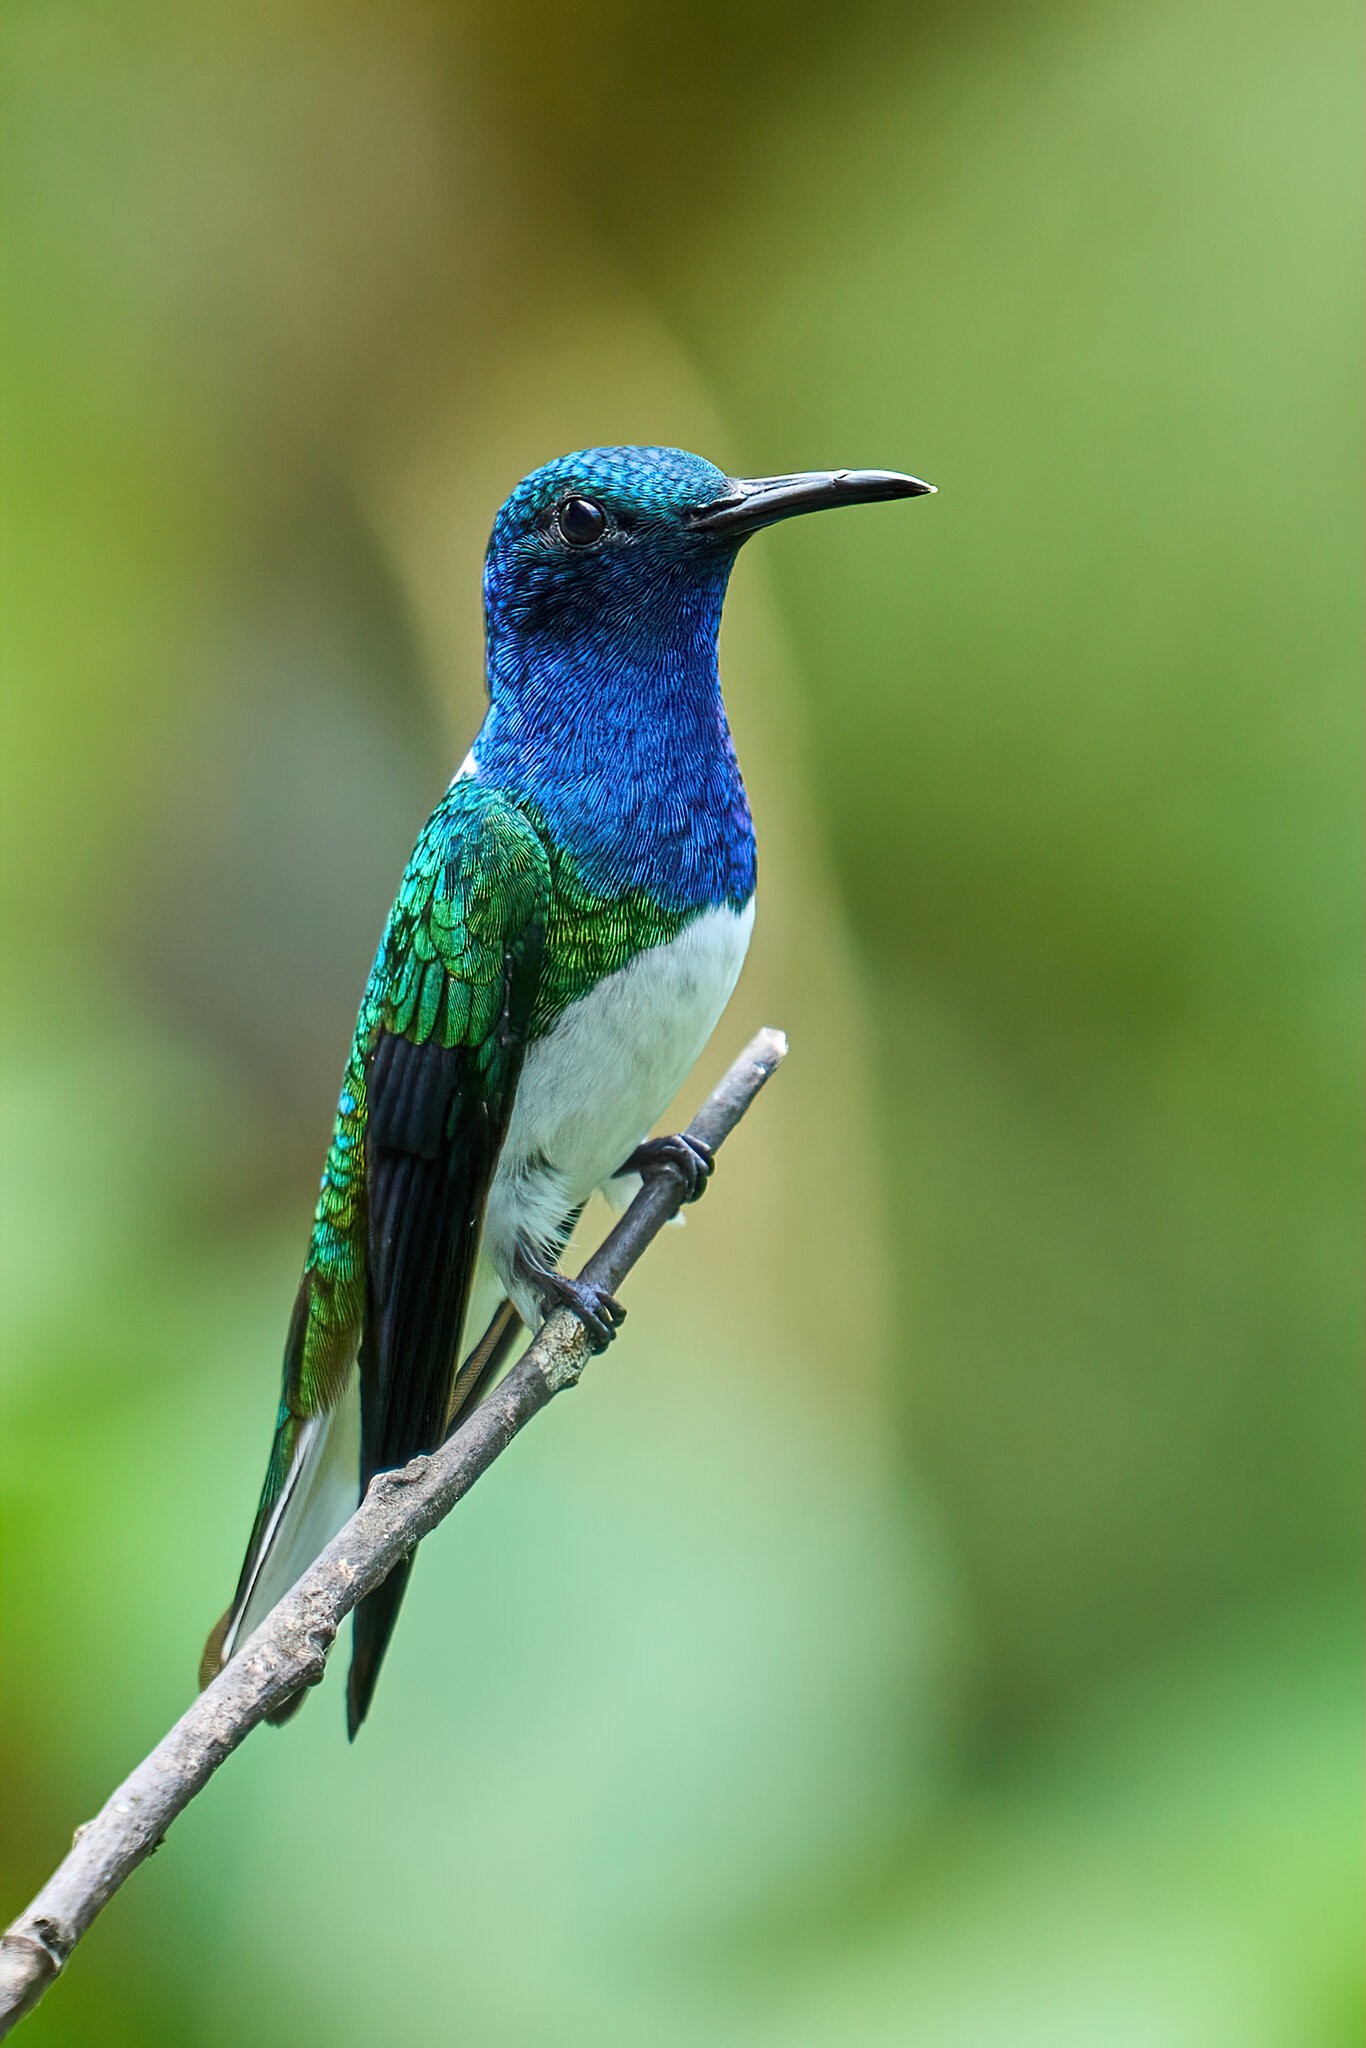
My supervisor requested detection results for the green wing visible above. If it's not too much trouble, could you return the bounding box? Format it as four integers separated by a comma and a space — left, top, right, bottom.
202, 784, 549, 1727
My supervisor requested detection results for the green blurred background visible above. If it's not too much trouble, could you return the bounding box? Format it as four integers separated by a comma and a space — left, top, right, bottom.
2, 1, 1360, 2041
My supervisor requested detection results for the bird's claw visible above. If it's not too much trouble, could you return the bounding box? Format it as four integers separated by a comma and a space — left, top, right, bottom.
618, 1133, 715, 1204
536, 1272, 627, 1353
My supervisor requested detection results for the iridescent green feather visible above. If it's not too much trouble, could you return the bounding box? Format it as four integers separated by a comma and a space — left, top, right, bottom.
295, 783, 551, 1418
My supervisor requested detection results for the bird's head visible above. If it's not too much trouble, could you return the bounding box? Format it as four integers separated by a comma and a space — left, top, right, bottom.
482, 445, 933, 688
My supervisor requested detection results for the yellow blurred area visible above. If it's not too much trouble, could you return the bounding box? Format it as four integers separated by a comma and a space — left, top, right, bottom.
1, 1, 1359, 2043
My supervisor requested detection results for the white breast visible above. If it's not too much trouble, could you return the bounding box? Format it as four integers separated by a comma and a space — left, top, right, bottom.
481, 898, 754, 1315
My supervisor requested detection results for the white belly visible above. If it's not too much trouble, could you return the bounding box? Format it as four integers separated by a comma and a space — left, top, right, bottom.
481, 898, 754, 1322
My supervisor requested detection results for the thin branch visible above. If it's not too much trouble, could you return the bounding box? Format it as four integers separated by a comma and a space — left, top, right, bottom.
0, 1027, 788, 2037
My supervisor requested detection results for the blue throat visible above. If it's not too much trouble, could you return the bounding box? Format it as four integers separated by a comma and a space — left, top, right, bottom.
474, 556, 756, 914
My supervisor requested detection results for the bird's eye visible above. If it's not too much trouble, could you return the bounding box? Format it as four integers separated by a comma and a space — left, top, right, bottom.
555, 495, 608, 546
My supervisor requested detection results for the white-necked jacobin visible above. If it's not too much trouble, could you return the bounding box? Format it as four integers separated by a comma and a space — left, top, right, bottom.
202, 447, 934, 1734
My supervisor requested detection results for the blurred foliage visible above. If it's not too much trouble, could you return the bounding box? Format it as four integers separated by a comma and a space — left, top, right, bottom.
1, 0, 1359, 2043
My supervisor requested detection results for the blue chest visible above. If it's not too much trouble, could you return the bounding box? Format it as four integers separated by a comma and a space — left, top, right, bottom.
476, 571, 756, 914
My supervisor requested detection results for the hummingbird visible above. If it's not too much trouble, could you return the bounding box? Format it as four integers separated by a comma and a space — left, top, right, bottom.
201, 447, 934, 1734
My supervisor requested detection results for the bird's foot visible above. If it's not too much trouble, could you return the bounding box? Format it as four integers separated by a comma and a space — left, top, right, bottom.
617, 1133, 715, 1204
521, 1261, 626, 1353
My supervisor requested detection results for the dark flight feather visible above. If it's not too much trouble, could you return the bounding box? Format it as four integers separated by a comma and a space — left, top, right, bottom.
346, 928, 542, 1736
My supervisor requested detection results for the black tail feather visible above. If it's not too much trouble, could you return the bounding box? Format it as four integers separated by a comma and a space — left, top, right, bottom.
347, 1556, 414, 1739
344, 1301, 523, 1738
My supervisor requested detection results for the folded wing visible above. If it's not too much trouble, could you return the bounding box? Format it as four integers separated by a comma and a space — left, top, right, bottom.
201, 785, 549, 1733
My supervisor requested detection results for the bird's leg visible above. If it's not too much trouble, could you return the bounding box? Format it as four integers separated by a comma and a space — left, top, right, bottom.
616, 1133, 715, 1204
513, 1245, 626, 1353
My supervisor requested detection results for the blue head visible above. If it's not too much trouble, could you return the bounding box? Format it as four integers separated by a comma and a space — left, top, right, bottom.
482, 447, 737, 700
475, 444, 932, 907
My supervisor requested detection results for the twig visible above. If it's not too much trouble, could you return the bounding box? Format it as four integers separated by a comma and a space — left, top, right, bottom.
0, 1027, 788, 2036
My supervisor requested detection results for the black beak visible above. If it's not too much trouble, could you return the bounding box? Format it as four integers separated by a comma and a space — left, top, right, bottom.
690, 467, 935, 539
